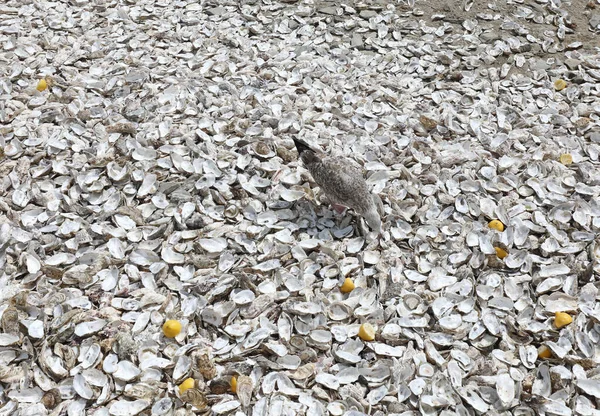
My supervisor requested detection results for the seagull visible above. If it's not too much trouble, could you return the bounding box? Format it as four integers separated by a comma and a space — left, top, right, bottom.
292, 136, 383, 233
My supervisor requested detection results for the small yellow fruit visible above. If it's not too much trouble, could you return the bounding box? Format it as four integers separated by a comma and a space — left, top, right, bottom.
179, 378, 195, 395
554, 312, 573, 329
162, 320, 182, 338
357, 323, 375, 341
230, 376, 237, 393
488, 220, 505, 232
559, 154, 573, 165
554, 79, 567, 91
494, 247, 508, 259
538, 346, 552, 359
340, 278, 355, 293
37, 79, 47, 92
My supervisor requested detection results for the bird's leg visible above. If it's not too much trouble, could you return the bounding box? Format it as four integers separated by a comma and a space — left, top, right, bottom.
372, 193, 385, 217
317, 192, 347, 215
331, 204, 348, 215
357, 217, 368, 237
315, 189, 327, 206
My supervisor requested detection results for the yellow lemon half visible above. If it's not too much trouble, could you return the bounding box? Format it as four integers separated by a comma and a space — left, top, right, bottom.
488, 220, 505, 232
37, 79, 48, 92
538, 346, 552, 359
559, 154, 573, 165
554, 312, 573, 329
358, 323, 375, 341
162, 320, 182, 338
230, 376, 237, 393
340, 278, 355, 293
554, 79, 567, 91
494, 247, 508, 259
179, 378, 195, 395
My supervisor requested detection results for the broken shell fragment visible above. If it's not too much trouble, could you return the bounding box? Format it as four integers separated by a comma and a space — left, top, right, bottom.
234, 375, 253, 408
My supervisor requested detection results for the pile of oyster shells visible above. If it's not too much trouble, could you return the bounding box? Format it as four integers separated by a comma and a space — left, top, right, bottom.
1, 0, 600, 415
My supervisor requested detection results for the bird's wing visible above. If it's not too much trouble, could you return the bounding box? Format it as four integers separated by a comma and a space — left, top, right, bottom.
313, 157, 370, 207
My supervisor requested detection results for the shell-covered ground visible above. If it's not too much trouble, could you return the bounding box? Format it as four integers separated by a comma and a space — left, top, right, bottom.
2, 0, 600, 415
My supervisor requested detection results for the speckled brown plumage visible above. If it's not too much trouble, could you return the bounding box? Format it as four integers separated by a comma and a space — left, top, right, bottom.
292, 137, 382, 232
